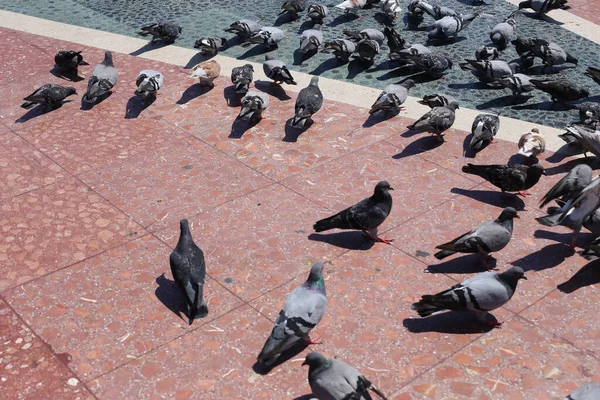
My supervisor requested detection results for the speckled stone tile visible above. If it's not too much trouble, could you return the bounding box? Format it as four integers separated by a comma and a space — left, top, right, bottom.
153, 183, 348, 301
0, 177, 144, 291
281, 140, 479, 234
87, 305, 313, 399
0, 128, 66, 200
394, 317, 600, 399
3, 234, 243, 379
77, 133, 273, 230
250, 245, 507, 393
0, 299, 86, 399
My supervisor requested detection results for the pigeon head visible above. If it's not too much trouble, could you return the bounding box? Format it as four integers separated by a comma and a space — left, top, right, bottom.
306, 262, 325, 286
499, 207, 519, 222
447, 101, 460, 111
103, 51, 113, 66
302, 352, 329, 367
499, 266, 527, 287
529, 163, 547, 178
375, 181, 394, 193
309, 76, 320, 87
66, 87, 77, 96
244, 64, 254, 72
179, 219, 191, 233
402, 79, 416, 89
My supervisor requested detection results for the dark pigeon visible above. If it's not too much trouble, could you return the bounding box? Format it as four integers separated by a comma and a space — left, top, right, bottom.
139, 21, 182, 43
530, 79, 589, 103
21, 84, 76, 109
292, 76, 323, 128
231, 64, 254, 95
462, 162, 546, 196
54, 50, 89, 70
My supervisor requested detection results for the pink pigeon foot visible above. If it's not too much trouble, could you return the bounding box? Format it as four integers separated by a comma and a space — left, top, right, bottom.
516, 191, 530, 197
305, 336, 322, 345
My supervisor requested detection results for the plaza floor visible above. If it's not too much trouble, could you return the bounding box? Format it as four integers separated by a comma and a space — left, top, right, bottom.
0, 9, 599, 400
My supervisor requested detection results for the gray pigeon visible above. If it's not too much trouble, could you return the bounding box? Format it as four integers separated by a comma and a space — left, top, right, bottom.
224, 19, 261, 41
459, 59, 516, 84
390, 44, 432, 60
139, 21, 182, 43
417, 93, 454, 108
82, 51, 118, 104
428, 13, 478, 41
291, 76, 323, 128
531, 39, 578, 68
490, 11, 519, 49
434, 207, 518, 269
564, 382, 600, 400
320, 39, 356, 63
407, 101, 459, 141
299, 24, 323, 54
469, 114, 500, 151
307, 4, 329, 23
415, 1, 458, 20
355, 39, 380, 63
169, 219, 208, 325
194, 37, 227, 56
231, 64, 254, 95
383, 26, 408, 56
369, 79, 415, 115
247, 27, 285, 49
263, 55, 297, 85
407, 0, 426, 28
580, 233, 600, 259
343, 28, 385, 45
303, 352, 390, 400
402, 52, 453, 78
237, 90, 269, 122
496, 73, 535, 98
562, 124, 600, 158
313, 181, 394, 244
380, 0, 402, 19
530, 79, 589, 103
257, 262, 327, 366
462, 163, 546, 196
411, 266, 527, 327
54, 50, 89, 71
280, 0, 307, 17
134, 69, 163, 104
21, 84, 76, 109
475, 46, 499, 61
586, 67, 600, 86
519, 0, 568, 16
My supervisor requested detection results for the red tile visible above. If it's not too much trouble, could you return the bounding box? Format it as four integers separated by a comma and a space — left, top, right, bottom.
0, 177, 144, 291
4, 235, 242, 379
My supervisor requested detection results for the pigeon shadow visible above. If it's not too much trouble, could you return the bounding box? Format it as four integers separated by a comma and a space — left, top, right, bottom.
512, 101, 569, 111
369, 59, 405, 73
426, 36, 467, 47
183, 52, 215, 69
346, 59, 372, 79
373, 12, 396, 26
519, 10, 565, 25
254, 80, 292, 101
155, 273, 186, 322
510, 242, 573, 272
476, 95, 532, 110
363, 110, 399, 128
293, 48, 318, 66
284, 118, 312, 142
297, 20, 315, 33
238, 44, 273, 60
328, 13, 360, 28
533, 229, 594, 250
80, 92, 112, 110
229, 118, 258, 139
176, 83, 213, 105
224, 85, 243, 107
274, 12, 298, 26
544, 147, 583, 164
525, 65, 565, 75
15, 104, 58, 123
391, 136, 444, 159
543, 157, 594, 176
557, 260, 600, 293
308, 232, 376, 251
450, 187, 526, 211
292, 395, 314, 400
447, 81, 492, 91
426, 254, 495, 274
309, 57, 345, 75
49, 67, 85, 82
403, 311, 495, 334
376, 65, 416, 80
252, 341, 309, 375
130, 41, 171, 56
125, 95, 154, 119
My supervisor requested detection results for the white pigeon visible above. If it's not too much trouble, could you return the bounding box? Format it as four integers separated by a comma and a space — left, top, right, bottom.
135, 69, 163, 102
335, 0, 367, 13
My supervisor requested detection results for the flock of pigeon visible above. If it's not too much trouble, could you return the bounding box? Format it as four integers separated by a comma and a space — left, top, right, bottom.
16, 0, 600, 398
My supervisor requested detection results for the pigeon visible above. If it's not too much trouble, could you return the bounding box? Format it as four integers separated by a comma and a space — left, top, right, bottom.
383, 26, 408, 56
574, 102, 600, 125
303, 352, 390, 400
428, 13, 478, 41
139, 21, 182, 43
519, 0, 568, 16
263, 55, 297, 85
417, 94, 454, 108
469, 114, 500, 151
237, 90, 269, 122
134, 69, 163, 104
189, 60, 221, 87
585, 66, 600, 86
320, 39, 356, 63
459, 59, 517, 84
539, 164, 593, 209
434, 207, 518, 268
511, 37, 535, 57
169, 219, 208, 325
531, 39, 578, 68
490, 11, 519, 50
299, 24, 323, 54
343, 28, 385, 45
54, 50, 89, 71
313, 181, 394, 243
355, 39, 380, 63
280, 0, 307, 17
496, 73, 535, 97
407, 0, 426, 28
335, 0, 368, 14
380, 0, 402, 19
530, 79, 589, 103
562, 124, 600, 158
307, 4, 329, 23
231, 64, 254, 95
462, 162, 546, 196
291, 76, 323, 128
411, 266, 527, 326
518, 128, 545, 162
416, 1, 458, 20
390, 43, 432, 60
21, 84, 77, 109
193, 37, 227, 56
257, 262, 327, 366
82, 51, 118, 104
247, 27, 285, 49
564, 382, 600, 400
369, 79, 415, 115
580, 236, 600, 260
224, 19, 261, 41
475, 46, 499, 61
402, 52, 453, 78
407, 101, 459, 141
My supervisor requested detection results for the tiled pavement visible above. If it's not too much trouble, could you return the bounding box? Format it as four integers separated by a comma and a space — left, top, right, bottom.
1, 27, 599, 399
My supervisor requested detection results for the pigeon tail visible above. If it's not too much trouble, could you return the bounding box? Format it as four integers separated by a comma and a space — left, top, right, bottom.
411, 297, 443, 317
434, 249, 456, 259
566, 53, 578, 65
518, 0, 531, 9
313, 214, 343, 232
20, 101, 36, 109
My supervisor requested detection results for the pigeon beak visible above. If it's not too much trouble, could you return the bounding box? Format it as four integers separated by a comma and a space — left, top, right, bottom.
542, 170, 547, 176
301, 359, 308, 366
514, 215, 520, 219
520, 276, 528, 280
389, 187, 394, 191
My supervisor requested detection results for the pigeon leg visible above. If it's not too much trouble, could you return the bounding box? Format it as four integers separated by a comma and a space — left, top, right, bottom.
516, 191, 530, 197
482, 319, 503, 329
570, 233, 577, 250
305, 335, 322, 345
479, 254, 497, 270
363, 230, 394, 244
